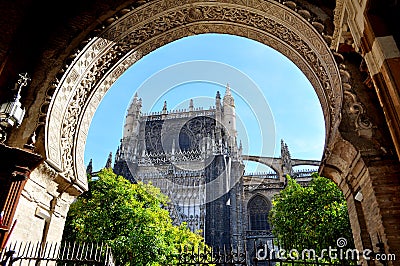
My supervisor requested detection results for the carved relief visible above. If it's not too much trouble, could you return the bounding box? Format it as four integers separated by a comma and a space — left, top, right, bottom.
331, 0, 345, 50
44, 0, 342, 186
322, 134, 360, 183
339, 63, 374, 139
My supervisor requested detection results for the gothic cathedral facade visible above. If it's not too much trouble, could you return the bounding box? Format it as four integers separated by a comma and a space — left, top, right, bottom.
111, 85, 316, 249
113, 85, 245, 248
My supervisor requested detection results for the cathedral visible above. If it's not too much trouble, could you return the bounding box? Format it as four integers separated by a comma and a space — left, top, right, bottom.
113, 85, 245, 248
109, 85, 319, 249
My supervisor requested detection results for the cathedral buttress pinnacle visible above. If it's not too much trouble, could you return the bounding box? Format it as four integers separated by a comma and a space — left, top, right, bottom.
162, 100, 167, 114
222, 83, 237, 148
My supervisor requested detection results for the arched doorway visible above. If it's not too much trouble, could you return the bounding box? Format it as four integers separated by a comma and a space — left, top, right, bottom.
42, 0, 341, 190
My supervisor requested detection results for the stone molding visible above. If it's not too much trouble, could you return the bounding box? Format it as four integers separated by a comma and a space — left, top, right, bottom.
331, 0, 366, 51
365, 36, 400, 76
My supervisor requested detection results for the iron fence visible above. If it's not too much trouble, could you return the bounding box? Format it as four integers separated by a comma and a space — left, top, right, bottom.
0, 241, 115, 266
176, 237, 361, 266
177, 245, 247, 265
247, 237, 361, 266
0, 238, 362, 266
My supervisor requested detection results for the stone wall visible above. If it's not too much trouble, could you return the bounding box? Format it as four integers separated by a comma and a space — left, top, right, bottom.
9, 163, 80, 244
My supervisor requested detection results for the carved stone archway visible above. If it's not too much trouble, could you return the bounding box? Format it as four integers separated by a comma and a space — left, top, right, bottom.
43, 0, 342, 191
0, 0, 398, 262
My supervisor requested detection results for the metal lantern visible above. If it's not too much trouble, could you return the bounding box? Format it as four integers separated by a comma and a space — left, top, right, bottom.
0, 73, 30, 142
0, 98, 25, 128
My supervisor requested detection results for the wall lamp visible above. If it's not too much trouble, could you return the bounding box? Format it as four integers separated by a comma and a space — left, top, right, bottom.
0, 73, 30, 142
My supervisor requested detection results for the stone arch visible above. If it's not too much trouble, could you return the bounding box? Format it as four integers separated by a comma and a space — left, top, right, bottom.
42, 0, 342, 190
243, 158, 280, 176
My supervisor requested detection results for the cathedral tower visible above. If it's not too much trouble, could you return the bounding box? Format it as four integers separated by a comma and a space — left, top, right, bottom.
113, 87, 245, 249
222, 84, 237, 141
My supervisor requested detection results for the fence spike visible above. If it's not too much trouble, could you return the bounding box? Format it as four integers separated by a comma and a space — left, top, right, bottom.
51, 242, 59, 261
42, 241, 49, 258
49, 242, 55, 258
71, 241, 77, 260
80, 241, 86, 261
81, 243, 89, 259
88, 242, 94, 260
10, 241, 16, 251
103, 245, 109, 266
78, 242, 84, 260
60, 241, 68, 260
97, 242, 104, 261
23, 241, 31, 257
16, 241, 23, 258
67, 241, 72, 260
33, 242, 40, 258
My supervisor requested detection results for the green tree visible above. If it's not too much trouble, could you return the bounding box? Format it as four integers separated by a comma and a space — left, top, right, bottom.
62, 168, 206, 266
268, 173, 354, 256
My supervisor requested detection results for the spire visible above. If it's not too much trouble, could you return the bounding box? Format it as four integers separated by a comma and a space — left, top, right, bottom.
222, 83, 237, 142
105, 152, 113, 169
162, 100, 167, 114
281, 139, 291, 159
135, 92, 142, 108
86, 159, 93, 174
280, 139, 293, 176
225, 83, 231, 95
124, 92, 142, 138
223, 83, 235, 107
129, 92, 141, 113
215, 91, 221, 113
130, 92, 142, 112
189, 99, 194, 111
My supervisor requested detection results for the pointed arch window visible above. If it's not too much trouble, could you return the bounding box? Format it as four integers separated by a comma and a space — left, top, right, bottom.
248, 195, 270, 231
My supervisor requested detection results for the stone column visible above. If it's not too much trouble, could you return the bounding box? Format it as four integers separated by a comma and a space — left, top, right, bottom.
323, 137, 400, 266
362, 10, 400, 159
8, 161, 83, 244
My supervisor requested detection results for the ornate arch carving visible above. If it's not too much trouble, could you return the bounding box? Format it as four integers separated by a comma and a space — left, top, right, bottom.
43, 0, 342, 189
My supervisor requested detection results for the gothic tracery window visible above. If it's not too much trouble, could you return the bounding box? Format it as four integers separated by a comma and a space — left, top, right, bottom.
248, 195, 270, 231
179, 131, 191, 151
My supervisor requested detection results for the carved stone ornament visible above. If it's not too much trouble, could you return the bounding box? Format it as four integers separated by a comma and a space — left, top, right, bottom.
44, 0, 343, 189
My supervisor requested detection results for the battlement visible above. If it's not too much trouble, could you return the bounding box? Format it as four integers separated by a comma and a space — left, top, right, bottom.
141, 106, 216, 121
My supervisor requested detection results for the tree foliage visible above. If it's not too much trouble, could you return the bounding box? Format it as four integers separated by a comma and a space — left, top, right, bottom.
62, 168, 206, 266
268, 173, 354, 254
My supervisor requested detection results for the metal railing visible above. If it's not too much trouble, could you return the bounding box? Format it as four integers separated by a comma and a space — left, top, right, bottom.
0, 241, 115, 266
177, 245, 247, 265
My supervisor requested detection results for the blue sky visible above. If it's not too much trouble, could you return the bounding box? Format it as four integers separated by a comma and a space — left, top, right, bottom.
84, 33, 325, 172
